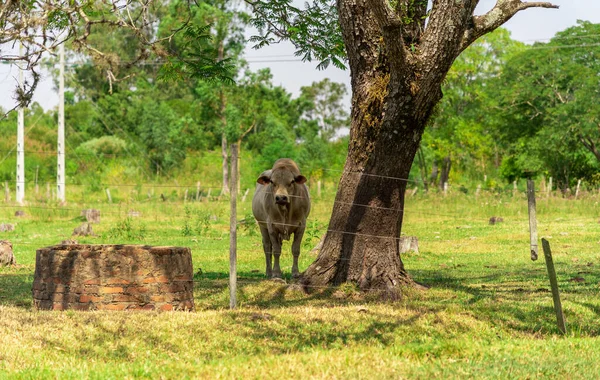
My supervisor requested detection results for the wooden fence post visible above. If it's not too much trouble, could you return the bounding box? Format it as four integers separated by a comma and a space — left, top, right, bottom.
229, 143, 238, 309
242, 188, 250, 203
527, 179, 538, 261
35, 165, 39, 195
575, 179, 581, 199
541, 238, 567, 334
106, 188, 112, 203
547, 177, 553, 197
196, 181, 201, 201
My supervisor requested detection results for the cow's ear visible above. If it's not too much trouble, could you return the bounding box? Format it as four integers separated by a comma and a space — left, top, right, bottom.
295, 175, 307, 185
257, 176, 271, 185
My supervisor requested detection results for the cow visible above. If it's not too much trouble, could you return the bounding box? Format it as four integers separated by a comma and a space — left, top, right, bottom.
252, 158, 311, 279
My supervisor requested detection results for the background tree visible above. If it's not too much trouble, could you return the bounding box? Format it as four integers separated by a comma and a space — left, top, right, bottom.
420, 28, 525, 189
298, 79, 349, 141
160, 0, 249, 195
495, 21, 600, 190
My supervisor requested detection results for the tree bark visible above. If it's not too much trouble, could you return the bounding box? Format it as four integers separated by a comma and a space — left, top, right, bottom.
301, 0, 558, 297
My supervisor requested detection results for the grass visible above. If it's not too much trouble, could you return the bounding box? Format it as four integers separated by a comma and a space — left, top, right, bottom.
1, 188, 600, 379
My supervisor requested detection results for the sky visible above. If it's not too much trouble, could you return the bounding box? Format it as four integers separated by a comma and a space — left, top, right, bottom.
1, 0, 599, 112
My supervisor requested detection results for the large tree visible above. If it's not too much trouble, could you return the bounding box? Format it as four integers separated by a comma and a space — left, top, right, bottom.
249, 0, 558, 297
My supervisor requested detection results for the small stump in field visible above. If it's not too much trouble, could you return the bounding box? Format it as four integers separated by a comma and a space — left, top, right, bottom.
32, 244, 194, 311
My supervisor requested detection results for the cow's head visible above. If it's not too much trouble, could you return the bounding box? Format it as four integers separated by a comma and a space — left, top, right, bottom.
257, 169, 307, 205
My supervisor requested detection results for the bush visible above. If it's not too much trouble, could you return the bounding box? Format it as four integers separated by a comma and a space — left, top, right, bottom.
75, 136, 128, 156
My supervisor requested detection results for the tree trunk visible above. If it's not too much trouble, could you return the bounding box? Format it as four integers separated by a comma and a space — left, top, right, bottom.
301, 117, 424, 298
429, 159, 439, 188
218, 39, 230, 196
417, 147, 429, 192
300, 0, 558, 297
439, 155, 452, 190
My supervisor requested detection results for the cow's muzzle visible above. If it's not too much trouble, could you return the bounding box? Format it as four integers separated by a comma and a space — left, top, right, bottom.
275, 195, 289, 205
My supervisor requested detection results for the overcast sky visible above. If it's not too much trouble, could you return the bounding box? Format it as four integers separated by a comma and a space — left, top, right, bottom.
1, 0, 598, 112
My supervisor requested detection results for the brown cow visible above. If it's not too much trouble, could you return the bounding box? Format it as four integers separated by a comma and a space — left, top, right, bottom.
252, 159, 311, 278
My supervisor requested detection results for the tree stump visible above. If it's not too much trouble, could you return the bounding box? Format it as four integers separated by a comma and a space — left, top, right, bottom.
310, 236, 325, 255
0, 240, 16, 266
399, 236, 419, 254
73, 223, 95, 237
33, 244, 195, 311
489, 216, 504, 225
0, 223, 15, 232
81, 209, 101, 223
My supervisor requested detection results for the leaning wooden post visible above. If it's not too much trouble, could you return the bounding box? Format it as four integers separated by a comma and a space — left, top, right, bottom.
241, 188, 250, 203
541, 238, 567, 334
229, 143, 238, 309
527, 179, 538, 261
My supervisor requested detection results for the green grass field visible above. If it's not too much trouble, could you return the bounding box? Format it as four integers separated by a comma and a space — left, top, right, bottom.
1, 188, 600, 379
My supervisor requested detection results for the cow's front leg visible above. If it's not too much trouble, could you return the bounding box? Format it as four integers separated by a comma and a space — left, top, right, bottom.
269, 231, 283, 279
260, 226, 273, 278
291, 226, 305, 278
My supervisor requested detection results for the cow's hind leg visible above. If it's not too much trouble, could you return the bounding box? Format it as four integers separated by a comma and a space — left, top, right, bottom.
260, 226, 273, 278
291, 226, 305, 279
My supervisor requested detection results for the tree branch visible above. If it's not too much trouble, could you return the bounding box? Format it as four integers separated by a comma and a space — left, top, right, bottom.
460, 1, 559, 52
371, 0, 407, 73
579, 134, 600, 162
0, 0, 199, 116
395, 0, 429, 46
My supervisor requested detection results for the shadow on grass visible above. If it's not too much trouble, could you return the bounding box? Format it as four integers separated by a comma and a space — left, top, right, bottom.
194, 270, 404, 311
0, 271, 33, 309
410, 267, 600, 336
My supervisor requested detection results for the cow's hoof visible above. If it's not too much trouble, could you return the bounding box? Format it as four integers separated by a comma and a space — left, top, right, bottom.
271, 271, 283, 279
